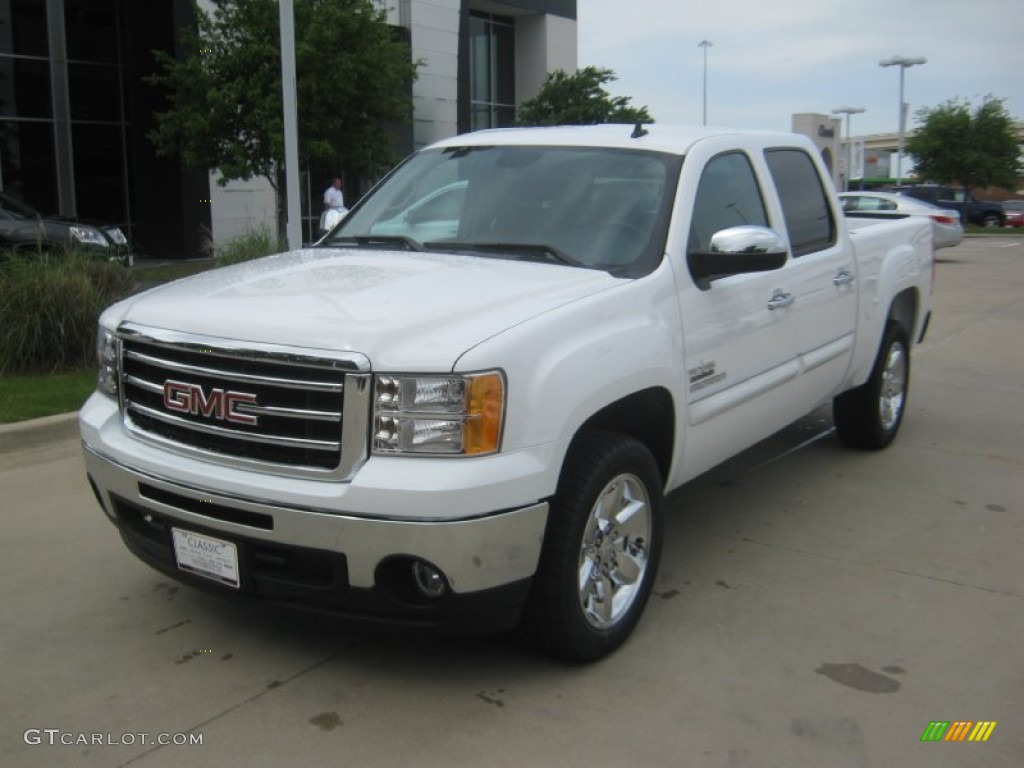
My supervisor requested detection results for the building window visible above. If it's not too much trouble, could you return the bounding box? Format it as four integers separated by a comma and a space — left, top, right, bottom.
65, 0, 120, 64
0, 118, 58, 211
0, 56, 53, 118
0, 0, 50, 57
469, 11, 514, 131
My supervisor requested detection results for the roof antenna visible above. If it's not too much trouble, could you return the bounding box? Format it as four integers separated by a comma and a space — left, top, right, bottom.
631, 122, 649, 139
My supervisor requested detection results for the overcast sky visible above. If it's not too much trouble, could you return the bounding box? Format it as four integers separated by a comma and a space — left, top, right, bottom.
577, 0, 1022, 137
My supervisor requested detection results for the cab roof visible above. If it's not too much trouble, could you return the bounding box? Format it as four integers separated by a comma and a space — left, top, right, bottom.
427, 123, 803, 156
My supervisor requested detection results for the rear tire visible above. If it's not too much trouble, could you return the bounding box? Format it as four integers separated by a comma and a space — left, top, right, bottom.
833, 322, 910, 450
524, 431, 663, 662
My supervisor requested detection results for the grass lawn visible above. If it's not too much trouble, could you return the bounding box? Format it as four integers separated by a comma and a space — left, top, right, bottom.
965, 225, 1019, 235
0, 368, 95, 424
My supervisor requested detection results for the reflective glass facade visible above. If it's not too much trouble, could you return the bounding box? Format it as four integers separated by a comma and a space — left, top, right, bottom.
468, 11, 515, 131
0, 0, 208, 257
0, 0, 129, 219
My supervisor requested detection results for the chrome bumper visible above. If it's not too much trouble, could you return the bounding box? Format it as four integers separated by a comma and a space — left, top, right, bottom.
83, 443, 548, 594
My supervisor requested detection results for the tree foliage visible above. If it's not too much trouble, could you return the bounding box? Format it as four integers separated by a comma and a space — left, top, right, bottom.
906, 96, 1021, 191
516, 67, 653, 127
147, 0, 417, 190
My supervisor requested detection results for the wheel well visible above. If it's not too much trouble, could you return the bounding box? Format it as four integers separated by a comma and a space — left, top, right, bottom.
577, 387, 675, 483
888, 288, 918, 341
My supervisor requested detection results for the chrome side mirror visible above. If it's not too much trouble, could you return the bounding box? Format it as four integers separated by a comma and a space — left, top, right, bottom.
688, 225, 788, 286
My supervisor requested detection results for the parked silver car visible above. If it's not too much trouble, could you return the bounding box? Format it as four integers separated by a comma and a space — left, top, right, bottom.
839, 191, 963, 249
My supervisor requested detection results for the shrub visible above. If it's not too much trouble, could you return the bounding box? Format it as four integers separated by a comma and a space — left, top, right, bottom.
0, 253, 135, 373
214, 228, 285, 267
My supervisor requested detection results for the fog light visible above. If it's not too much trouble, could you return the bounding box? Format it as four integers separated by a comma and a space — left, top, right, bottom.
410, 560, 447, 599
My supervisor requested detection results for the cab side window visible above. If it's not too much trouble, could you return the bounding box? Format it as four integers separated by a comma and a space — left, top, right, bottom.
764, 149, 836, 256
688, 152, 768, 256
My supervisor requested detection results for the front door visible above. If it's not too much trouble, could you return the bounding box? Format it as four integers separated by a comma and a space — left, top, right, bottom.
673, 147, 804, 481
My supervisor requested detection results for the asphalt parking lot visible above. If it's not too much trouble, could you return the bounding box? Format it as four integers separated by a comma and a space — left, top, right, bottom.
2, 236, 1022, 768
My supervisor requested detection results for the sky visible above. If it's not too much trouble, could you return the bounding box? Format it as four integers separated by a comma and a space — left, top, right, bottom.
576, 0, 1023, 138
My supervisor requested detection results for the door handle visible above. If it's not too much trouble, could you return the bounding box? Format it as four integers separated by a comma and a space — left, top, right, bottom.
767, 290, 795, 310
833, 269, 855, 286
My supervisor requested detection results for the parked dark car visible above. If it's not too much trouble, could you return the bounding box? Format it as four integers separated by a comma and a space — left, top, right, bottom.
0, 191, 132, 266
890, 185, 1005, 227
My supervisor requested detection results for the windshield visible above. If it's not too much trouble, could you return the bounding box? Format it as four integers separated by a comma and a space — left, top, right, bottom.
322, 144, 682, 277
0, 192, 40, 221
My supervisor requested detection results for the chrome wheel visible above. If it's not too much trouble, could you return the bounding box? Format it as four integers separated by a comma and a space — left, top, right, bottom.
578, 472, 652, 629
525, 432, 662, 661
879, 340, 907, 431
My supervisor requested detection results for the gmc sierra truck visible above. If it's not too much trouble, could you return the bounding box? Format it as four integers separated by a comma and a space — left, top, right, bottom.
80, 125, 934, 661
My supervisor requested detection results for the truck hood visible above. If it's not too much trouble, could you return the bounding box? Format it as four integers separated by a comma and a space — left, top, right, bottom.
109, 248, 623, 370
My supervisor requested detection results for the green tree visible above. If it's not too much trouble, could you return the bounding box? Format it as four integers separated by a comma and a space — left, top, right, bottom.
147, 0, 417, 234
906, 96, 1021, 195
516, 66, 653, 127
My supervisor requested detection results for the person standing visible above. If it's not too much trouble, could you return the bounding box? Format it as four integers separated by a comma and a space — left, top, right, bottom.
319, 177, 347, 236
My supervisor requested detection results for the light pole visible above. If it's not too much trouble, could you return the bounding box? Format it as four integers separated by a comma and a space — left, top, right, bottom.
279, 0, 302, 250
879, 55, 926, 185
832, 106, 865, 191
698, 40, 713, 126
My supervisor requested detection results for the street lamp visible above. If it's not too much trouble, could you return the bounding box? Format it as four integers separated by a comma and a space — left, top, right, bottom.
698, 40, 713, 126
879, 55, 926, 185
832, 106, 865, 191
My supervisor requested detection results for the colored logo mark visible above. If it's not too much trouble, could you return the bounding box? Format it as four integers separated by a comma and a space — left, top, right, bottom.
921, 721, 997, 742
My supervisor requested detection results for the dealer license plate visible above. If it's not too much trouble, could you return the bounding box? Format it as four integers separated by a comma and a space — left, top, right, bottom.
172, 528, 240, 589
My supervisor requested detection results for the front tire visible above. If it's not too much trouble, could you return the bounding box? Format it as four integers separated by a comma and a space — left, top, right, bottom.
833, 322, 910, 450
524, 431, 663, 662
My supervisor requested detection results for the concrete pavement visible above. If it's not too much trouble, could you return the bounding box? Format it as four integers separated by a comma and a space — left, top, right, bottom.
0, 412, 79, 456
2, 236, 1022, 768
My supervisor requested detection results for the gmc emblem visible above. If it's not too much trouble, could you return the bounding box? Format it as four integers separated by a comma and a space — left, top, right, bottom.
162, 379, 258, 425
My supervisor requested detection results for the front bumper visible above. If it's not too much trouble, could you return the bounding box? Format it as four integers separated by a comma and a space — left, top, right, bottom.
83, 443, 549, 633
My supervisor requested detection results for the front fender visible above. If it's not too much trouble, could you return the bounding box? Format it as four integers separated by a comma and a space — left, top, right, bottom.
455, 266, 684, 498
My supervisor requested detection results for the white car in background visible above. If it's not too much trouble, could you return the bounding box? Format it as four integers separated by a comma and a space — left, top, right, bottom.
839, 191, 963, 249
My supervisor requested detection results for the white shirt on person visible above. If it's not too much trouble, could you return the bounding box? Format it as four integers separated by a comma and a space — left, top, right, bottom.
324, 186, 345, 210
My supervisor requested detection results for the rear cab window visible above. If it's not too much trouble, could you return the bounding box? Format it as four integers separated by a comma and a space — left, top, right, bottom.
764, 149, 836, 256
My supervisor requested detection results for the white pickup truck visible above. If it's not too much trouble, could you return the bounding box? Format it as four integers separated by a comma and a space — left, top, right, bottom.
80, 125, 933, 661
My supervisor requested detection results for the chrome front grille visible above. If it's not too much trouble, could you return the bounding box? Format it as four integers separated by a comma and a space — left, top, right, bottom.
117, 324, 370, 478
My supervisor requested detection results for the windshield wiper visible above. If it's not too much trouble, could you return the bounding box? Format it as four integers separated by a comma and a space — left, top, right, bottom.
324, 234, 425, 252
426, 241, 590, 269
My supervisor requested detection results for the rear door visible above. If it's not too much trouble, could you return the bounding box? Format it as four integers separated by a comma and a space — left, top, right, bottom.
763, 148, 857, 406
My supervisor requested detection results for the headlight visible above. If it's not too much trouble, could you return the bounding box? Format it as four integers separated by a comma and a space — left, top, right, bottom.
71, 225, 109, 247
373, 371, 504, 456
96, 326, 120, 398
105, 227, 128, 245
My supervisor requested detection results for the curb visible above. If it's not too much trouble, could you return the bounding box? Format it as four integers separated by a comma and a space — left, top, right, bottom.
0, 411, 80, 455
